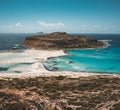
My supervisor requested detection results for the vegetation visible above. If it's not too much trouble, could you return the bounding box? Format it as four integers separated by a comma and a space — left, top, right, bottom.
0, 75, 120, 109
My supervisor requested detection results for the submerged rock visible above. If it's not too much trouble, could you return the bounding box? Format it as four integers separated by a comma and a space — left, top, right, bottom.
69, 61, 74, 64
14, 71, 22, 73
0, 67, 8, 71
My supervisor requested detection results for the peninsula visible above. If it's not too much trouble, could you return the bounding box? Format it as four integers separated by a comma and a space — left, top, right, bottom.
22, 32, 105, 50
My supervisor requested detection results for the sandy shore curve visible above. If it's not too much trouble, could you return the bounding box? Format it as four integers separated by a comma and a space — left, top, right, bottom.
0, 49, 119, 79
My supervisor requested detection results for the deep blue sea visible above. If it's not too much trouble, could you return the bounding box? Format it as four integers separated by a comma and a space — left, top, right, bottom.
44, 34, 120, 74
0, 33, 120, 74
0, 33, 35, 51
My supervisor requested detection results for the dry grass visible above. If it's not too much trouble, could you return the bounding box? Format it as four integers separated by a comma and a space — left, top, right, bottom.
0, 75, 120, 110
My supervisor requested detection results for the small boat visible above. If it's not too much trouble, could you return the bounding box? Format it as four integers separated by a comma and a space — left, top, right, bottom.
14, 44, 19, 47
12, 44, 19, 50
12, 46, 18, 50
96, 50, 101, 52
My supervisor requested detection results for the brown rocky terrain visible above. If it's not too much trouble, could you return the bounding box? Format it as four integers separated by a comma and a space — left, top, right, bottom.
22, 32, 105, 49
0, 75, 120, 110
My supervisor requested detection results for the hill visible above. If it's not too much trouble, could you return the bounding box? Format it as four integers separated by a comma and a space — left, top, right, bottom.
22, 32, 105, 50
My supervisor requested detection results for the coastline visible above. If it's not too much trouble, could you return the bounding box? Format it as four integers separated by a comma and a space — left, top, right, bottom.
0, 49, 119, 79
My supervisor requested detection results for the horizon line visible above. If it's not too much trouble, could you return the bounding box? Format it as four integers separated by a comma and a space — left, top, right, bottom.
0, 32, 120, 34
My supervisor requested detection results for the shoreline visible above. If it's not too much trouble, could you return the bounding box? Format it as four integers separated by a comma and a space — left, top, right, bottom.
0, 49, 120, 79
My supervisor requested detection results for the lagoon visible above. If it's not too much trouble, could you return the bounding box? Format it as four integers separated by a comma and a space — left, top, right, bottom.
44, 34, 120, 74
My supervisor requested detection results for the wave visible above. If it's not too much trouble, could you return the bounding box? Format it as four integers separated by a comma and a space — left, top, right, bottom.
98, 39, 112, 47
98, 39, 112, 42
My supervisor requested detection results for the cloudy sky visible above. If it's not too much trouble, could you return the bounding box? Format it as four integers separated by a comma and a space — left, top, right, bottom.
0, 0, 120, 33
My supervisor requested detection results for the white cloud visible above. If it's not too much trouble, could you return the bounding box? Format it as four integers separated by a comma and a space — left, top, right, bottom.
15, 22, 23, 28
1, 22, 23, 29
38, 21, 65, 28
9, 25, 13, 28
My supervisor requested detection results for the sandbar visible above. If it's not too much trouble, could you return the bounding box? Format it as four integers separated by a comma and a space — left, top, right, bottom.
0, 49, 119, 79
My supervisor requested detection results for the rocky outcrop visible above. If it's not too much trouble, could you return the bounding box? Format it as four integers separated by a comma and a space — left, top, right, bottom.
0, 89, 61, 110
0, 76, 120, 110
22, 32, 105, 50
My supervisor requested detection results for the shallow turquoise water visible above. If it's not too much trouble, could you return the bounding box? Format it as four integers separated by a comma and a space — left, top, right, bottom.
44, 47, 120, 74
44, 34, 120, 74
0, 52, 33, 73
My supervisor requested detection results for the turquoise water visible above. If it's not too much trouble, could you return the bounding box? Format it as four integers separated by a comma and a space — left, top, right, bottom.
44, 48, 120, 73
0, 52, 33, 73
0, 63, 33, 73
44, 34, 120, 74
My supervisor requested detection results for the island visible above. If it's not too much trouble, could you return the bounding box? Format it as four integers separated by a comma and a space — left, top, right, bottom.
36, 32, 44, 35
22, 32, 105, 50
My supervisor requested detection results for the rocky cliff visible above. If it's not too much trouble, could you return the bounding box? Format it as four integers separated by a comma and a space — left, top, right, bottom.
22, 32, 105, 50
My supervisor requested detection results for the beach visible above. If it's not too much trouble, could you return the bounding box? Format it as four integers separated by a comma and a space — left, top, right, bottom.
0, 49, 95, 79
1, 32, 114, 78
0, 49, 119, 79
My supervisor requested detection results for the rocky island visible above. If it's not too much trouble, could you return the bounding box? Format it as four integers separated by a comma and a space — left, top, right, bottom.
22, 32, 105, 50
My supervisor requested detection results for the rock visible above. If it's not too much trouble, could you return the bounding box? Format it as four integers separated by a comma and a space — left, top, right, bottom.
69, 61, 74, 64
0, 89, 62, 110
0, 67, 8, 71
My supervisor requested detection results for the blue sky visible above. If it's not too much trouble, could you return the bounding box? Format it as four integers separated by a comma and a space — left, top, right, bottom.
0, 0, 120, 33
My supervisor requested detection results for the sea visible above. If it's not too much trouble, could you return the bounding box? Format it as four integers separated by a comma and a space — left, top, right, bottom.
0, 33, 120, 74
0, 33, 34, 51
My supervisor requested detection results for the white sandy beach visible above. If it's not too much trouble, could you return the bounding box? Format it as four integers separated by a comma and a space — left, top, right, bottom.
0, 49, 119, 79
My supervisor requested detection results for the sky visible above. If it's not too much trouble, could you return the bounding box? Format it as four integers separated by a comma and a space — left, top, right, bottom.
0, 0, 120, 33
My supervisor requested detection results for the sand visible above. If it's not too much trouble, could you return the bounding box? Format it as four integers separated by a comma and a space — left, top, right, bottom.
0, 49, 119, 79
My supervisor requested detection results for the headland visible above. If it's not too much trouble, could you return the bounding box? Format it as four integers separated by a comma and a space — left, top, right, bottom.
22, 32, 105, 50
